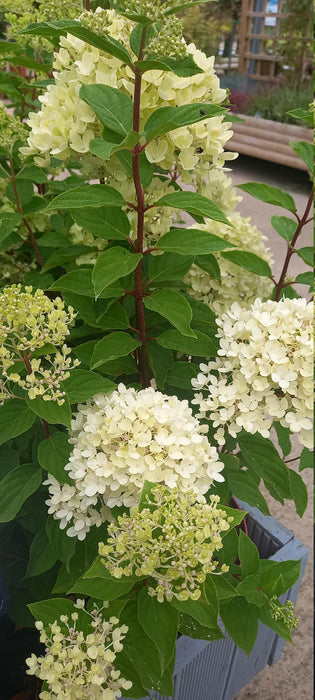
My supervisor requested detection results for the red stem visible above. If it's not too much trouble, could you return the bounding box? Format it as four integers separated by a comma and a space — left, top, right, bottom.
274, 185, 313, 301
132, 27, 151, 388
9, 159, 44, 268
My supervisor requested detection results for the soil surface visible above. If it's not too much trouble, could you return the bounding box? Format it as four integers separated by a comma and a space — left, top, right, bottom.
230, 155, 313, 700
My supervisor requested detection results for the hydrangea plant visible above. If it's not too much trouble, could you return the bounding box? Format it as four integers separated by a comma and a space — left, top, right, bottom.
0, 0, 313, 698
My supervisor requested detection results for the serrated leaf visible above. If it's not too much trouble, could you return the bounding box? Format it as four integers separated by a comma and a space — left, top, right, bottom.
22, 20, 132, 64
221, 250, 272, 277
137, 589, 179, 672
89, 131, 140, 161
238, 530, 260, 578
299, 447, 313, 471
166, 361, 199, 389
237, 182, 296, 212
71, 206, 130, 240
144, 103, 224, 141
158, 227, 234, 254
144, 289, 196, 337
238, 434, 292, 501
44, 184, 124, 212
62, 369, 116, 403
90, 332, 141, 369
0, 213, 22, 245
0, 464, 42, 522
26, 394, 71, 428
288, 468, 308, 517
37, 432, 72, 485
80, 84, 133, 135
290, 140, 313, 173
149, 252, 193, 283
25, 529, 57, 578
46, 516, 76, 565
0, 400, 36, 446
296, 246, 313, 266
271, 215, 297, 241
157, 328, 217, 356
220, 597, 258, 655
157, 191, 231, 225
92, 247, 142, 298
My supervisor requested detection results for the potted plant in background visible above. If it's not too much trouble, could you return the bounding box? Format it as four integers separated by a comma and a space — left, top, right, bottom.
0, 1, 312, 698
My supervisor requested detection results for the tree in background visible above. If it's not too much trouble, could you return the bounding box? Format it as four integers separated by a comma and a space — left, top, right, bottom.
181, 0, 241, 58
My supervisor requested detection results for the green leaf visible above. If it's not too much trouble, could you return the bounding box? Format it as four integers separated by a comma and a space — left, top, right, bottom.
225, 464, 270, 516
0, 445, 19, 479
290, 141, 313, 173
271, 215, 297, 241
71, 206, 130, 240
41, 245, 93, 273
184, 296, 217, 333
144, 103, 224, 141
296, 246, 313, 266
25, 529, 57, 578
238, 434, 291, 501
237, 182, 296, 212
258, 600, 292, 642
89, 131, 140, 161
259, 559, 301, 597
90, 332, 141, 369
0, 213, 22, 245
0, 464, 42, 523
24, 271, 54, 290
171, 577, 219, 629
0, 400, 36, 446
213, 575, 239, 601
295, 272, 313, 291
38, 432, 72, 485
166, 361, 199, 389
299, 447, 313, 471
6, 180, 34, 207
274, 422, 292, 457
177, 613, 224, 640
157, 328, 217, 356
219, 504, 247, 533
157, 227, 234, 255
94, 300, 130, 330
80, 84, 133, 135
149, 252, 193, 283
238, 530, 259, 578
144, 289, 196, 337
44, 184, 124, 212
22, 20, 132, 65
236, 576, 265, 607
38, 232, 69, 248
71, 558, 137, 599
28, 597, 79, 627
195, 253, 221, 280
220, 597, 258, 655
137, 589, 179, 672
136, 54, 203, 77
119, 601, 163, 687
92, 247, 142, 298
46, 516, 76, 565
62, 369, 116, 403
18, 165, 48, 183
157, 191, 231, 225
147, 341, 173, 390
286, 108, 313, 126
221, 250, 272, 277
26, 394, 71, 429
49, 269, 99, 297
288, 468, 308, 517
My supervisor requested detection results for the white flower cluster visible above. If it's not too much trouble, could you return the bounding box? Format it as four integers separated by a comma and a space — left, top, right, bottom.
100, 486, 231, 602
0, 285, 79, 404
21, 9, 236, 212
192, 298, 313, 449
184, 212, 274, 315
45, 384, 224, 539
26, 603, 132, 700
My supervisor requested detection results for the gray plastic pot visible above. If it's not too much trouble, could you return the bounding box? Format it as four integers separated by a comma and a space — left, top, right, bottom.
125, 501, 308, 700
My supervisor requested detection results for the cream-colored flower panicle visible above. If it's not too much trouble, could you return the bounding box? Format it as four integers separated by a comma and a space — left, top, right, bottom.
184, 213, 274, 315
192, 298, 313, 449
21, 8, 234, 192
26, 603, 132, 700
99, 486, 231, 602
0, 285, 79, 404
45, 384, 224, 539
